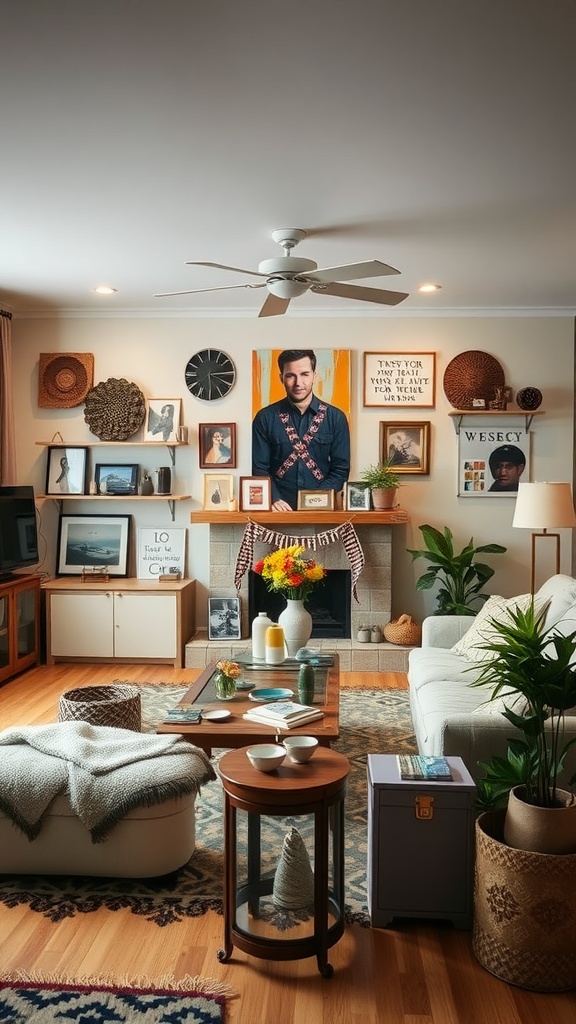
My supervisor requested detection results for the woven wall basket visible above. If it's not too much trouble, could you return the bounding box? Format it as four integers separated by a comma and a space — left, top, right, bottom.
383, 614, 421, 646
58, 684, 142, 732
473, 810, 576, 991
38, 352, 94, 408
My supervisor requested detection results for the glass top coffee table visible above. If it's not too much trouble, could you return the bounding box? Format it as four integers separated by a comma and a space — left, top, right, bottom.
157, 652, 340, 755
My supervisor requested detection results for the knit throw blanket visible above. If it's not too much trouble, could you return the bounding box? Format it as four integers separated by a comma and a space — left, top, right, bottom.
0, 722, 216, 843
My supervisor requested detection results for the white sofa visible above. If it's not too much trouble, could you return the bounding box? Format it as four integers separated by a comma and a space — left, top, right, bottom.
408, 574, 576, 781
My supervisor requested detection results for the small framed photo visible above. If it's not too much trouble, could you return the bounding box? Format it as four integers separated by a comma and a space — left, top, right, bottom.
380, 421, 431, 475
56, 514, 131, 576
203, 474, 234, 510
199, 423, 236, 469
95, 463, 139, 495
208, 597, 241, 640
239, 476, 271, 512
144, 399, 181, 442
45, 446, 88, 495
297, 489, 335, 511
345, 481, 372, 510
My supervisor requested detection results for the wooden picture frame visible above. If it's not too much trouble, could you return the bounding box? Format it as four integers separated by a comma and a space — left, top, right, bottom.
45, 446, 88, 495
208, 597, 241, 640
380, 421, 431, 474
198, 423, 236, 469
95, 463, 139, 495
239, 476, 271, 512
203, 474, 234, 510
297, 489, 335, 511
344, 481, 372, 510
144, 399, 181, 442
363, 352, 436, 407
56, 514, 131, 576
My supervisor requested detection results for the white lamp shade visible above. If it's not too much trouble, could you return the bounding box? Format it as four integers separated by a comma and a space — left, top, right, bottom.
512, 482, 576, 530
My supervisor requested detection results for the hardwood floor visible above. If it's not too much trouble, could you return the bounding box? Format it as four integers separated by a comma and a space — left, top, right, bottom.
1, 663, 575, 1022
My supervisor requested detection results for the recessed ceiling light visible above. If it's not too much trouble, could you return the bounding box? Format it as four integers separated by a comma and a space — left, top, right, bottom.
418, 283, 441, 293
93, 285, 117, 295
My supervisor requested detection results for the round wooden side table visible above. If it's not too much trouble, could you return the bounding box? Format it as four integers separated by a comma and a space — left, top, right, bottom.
217, 745, 350, 977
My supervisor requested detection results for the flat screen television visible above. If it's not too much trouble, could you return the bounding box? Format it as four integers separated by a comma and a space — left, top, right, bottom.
0, 486, 39, 578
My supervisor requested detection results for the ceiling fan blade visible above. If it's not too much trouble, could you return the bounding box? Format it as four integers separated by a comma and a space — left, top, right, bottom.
185, 260, 266, 279
310, 259, 401, 284
258, 292, 291, 318
311, 282, 409, 306
154, 282, 266, 297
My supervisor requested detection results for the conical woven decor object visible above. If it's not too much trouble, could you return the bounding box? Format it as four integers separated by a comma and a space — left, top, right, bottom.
272, 827, 314, 910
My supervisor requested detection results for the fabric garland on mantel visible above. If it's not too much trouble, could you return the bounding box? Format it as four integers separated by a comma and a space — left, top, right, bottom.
234, 520, 365, 602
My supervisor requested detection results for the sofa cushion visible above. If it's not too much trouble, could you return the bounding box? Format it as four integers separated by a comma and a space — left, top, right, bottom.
535, 574, 576, 629
450, 593, 536, 662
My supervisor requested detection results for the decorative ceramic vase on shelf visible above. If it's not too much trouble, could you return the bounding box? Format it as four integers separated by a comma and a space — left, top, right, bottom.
251, 611, 274, 660
213, 670, 237, 701
278, 599, 313, 658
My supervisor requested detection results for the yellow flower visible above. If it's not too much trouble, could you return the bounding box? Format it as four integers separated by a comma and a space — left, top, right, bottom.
253, 545, 327, 601
216, 659, 242, 679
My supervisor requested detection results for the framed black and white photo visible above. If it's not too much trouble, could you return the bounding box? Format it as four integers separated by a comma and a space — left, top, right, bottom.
297, 489, 335, 511
45, 446, 88, 495
95, 463, 138, 495
380, 421, 431, 474
239, 476, 271, 512
344, 481, 372, 511
458, 429, 530, 496
203, 474, 234, 510
56, 514, 131, 576
199, 423, 236, 468
144, 399, 181, 442
208, 596, 241, 640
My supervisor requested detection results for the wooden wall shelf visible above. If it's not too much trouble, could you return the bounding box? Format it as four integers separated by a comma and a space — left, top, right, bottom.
190, 509, 409, 526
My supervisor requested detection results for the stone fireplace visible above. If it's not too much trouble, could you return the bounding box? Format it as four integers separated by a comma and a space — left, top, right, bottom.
185, 512, 413, 672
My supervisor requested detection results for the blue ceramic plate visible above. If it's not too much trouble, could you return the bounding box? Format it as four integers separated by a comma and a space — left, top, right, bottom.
249, 687, 294, 702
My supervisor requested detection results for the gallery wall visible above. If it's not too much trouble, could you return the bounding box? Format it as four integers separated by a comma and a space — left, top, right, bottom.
12, 312, 574, 627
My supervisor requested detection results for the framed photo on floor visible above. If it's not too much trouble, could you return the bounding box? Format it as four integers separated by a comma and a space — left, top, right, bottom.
45, 446, 88, 495
208, 597, 241, 640
56, 514, 131, 576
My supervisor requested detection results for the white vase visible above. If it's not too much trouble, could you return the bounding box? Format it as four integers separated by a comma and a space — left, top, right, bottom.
277, 598, 313, 658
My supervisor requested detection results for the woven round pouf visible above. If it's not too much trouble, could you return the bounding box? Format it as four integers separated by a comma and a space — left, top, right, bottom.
58, 685, 142, 731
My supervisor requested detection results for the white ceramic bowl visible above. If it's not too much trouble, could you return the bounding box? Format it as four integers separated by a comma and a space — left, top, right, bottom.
246, 743, 286, 772
282, 736, 319, 763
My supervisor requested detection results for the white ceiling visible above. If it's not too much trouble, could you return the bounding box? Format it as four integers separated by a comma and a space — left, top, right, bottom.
1, 0, 576, 317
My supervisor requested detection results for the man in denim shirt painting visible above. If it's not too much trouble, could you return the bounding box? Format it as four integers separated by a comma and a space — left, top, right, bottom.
252, 349, 350, 511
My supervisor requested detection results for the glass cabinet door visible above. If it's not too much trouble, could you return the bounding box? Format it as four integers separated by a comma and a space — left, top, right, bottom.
15, 585, 37, 662
0, 594, 9, 672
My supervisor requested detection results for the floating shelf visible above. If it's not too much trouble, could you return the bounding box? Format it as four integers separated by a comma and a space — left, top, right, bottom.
448, 409, 545, 434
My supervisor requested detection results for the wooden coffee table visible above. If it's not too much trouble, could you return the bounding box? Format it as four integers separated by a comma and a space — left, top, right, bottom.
157, 653, 340, 754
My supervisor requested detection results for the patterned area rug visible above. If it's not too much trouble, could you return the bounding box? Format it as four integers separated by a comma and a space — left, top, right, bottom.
0, 686, 416, 928
0, 975, 226, 1023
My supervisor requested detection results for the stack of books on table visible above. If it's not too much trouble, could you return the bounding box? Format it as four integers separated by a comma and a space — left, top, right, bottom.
243, 701, 324, 730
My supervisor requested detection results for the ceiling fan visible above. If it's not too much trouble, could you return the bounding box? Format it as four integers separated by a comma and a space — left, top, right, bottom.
154, 228, 409, 316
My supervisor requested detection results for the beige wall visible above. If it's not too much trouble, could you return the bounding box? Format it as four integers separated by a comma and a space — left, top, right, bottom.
12, 313, 574, 626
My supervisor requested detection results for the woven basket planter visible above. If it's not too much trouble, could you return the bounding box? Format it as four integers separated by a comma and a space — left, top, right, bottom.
473, 810, 576, 991
58, 685, 142, 732
383, 614, 421, 646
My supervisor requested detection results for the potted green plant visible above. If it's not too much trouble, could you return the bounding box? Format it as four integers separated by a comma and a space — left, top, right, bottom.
470, 600, 576, 992
360, 459, 401, 510
406, 524, 506, 615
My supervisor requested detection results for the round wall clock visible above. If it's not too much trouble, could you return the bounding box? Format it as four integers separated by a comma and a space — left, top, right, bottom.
184, 349, 236, 401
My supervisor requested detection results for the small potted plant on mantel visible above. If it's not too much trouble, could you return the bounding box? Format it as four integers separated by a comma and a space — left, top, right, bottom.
470, 600, 576, 992
359, 459, 401, 510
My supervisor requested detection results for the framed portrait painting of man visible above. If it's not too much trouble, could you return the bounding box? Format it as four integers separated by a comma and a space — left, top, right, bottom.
380, 422, 430, 475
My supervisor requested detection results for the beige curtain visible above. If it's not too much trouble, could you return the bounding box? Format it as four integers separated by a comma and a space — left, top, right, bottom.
0, 310, 17, 484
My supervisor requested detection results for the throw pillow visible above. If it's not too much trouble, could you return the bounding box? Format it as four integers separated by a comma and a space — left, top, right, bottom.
451, 593, 536, 663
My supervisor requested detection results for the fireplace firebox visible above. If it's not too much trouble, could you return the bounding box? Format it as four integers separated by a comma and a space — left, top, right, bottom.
248, 569, 352, 640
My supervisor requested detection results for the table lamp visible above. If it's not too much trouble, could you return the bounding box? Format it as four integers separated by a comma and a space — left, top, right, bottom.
512, 481, 576, 593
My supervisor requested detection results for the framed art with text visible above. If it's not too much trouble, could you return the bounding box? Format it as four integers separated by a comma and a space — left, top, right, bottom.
137, 527, 186, 579
363, 352, 436, 407
458, 428, 530, 496
297, 489, 335, 511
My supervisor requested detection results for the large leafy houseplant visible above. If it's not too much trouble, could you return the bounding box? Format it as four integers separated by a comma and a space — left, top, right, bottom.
406, 524, 507, 615
471, 601, 576, 811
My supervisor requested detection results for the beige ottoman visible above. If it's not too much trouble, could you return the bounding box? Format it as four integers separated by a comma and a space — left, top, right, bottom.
58, 684, 141, 731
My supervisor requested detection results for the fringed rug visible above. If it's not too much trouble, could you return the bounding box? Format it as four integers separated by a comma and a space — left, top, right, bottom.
0, 972, 228, 1023
0, 686, 416, 928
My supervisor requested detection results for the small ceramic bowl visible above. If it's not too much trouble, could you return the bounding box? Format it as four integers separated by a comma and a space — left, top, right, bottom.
282, 736, 319, 763
246, 744, 286, 772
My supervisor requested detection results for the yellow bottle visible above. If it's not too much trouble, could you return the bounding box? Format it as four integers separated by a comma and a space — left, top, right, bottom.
265, 624, 286, 664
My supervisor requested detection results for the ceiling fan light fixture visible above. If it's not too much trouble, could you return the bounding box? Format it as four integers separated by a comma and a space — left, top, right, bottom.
267, 277, 310, 299
419, 283, 441, 293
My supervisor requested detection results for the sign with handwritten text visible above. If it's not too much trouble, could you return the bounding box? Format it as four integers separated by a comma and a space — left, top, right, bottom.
137, 528, 186, 579
363, 352, 436, 407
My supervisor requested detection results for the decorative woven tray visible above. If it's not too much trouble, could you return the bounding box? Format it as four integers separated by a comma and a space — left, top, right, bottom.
443, 350, 505, 409
84, 377, 146, 440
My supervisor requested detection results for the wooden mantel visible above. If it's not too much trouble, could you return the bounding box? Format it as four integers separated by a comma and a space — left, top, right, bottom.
190, 509, 409, 526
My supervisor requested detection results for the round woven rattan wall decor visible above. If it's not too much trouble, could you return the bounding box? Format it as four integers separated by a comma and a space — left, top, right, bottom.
516, 386, 543, 411
83, 378, 146, 440
443, 350, 505, 410
38, 352, 94, 408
